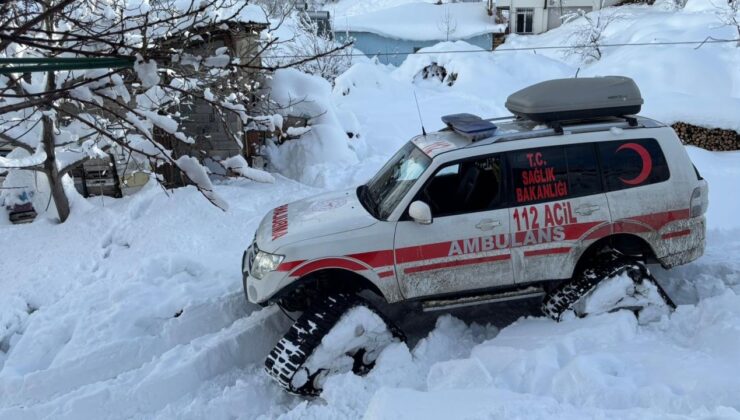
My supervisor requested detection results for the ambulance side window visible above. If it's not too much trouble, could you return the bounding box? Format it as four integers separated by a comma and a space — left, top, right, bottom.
419, 155, 505, 217
564, 143, 602, 197
507, 144, 604, 205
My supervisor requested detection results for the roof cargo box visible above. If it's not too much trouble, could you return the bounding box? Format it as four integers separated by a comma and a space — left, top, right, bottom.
505, 76, 643, 123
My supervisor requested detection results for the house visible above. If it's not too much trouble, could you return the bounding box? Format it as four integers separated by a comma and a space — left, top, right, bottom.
330, 0, 620, 64
152, 7, 272, 185
332, 2, 507, 66
495, 0, 620, 34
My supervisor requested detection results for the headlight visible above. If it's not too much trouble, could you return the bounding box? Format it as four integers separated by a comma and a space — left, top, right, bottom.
251, 251, 285, 280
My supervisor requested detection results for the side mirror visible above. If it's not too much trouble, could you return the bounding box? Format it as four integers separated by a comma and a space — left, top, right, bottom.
409, 201, 432, 225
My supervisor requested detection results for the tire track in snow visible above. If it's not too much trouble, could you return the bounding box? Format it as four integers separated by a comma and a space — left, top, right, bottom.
0, 299, 291, 419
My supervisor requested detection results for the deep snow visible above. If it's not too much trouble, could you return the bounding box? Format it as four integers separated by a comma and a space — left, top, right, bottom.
1, 3, 740, 419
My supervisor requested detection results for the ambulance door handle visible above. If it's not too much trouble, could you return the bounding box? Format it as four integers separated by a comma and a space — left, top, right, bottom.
574, 204, 600, 216
475, 219, 501, 231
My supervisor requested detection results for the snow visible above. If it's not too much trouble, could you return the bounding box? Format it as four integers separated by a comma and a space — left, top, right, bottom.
2, 2, 740, 419
502, 5, 740, 131
1, 143, 739, 417
0, 144, 46, 169
175, 156, 228, 210
221, 155, 276, 183
570, 272, 672, 323
298, 305, 398, 388
133, 56, 160, 89
332, 2, 506, 41
321, 0, 436, 18
265, 69, 365, 188
209, 3, 268, 25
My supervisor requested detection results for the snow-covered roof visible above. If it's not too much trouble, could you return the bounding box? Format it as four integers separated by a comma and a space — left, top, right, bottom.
207, 4, 269, 26
332, 2, 506, 41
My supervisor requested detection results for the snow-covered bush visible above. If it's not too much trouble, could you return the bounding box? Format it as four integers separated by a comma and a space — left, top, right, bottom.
265, 69, 364, 187
333, 60, 393, 96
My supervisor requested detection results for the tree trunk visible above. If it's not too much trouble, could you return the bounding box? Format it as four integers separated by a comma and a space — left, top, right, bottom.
38, 7, 71, 223
42, 68, 71, 223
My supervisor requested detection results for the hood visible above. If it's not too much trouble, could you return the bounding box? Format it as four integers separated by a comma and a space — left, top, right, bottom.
255, 188, 376, 252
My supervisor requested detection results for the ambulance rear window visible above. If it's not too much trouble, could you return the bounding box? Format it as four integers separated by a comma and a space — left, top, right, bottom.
597, 138, 669, 191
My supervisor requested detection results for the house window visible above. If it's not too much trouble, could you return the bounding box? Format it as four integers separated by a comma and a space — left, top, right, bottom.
515, 8, 534, 34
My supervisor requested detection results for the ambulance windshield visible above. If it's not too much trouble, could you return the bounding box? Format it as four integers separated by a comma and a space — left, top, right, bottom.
361, 142, 432, 220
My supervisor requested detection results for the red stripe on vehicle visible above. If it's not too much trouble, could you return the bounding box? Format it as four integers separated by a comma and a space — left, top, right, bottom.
629, 209, 691, 231
613, 221, 652, 234
524, 247, 571, 257
584, 224, 614, 241
395, 241, 454, 264
377, 270, 395, 278
562, 221, 604, 240
275, 208, 692, 277
276, 260, 304, 272
662, 229, 691, 240
350, 250, 395, 267
404, 254, 510, 275
290, 258, 368, 277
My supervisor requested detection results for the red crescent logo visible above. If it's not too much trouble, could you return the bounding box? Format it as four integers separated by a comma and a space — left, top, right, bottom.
616, 142, 652, 185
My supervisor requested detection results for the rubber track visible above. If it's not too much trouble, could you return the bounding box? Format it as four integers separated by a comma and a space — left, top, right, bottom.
541, 253, 675, 321
264, 293, 404, 396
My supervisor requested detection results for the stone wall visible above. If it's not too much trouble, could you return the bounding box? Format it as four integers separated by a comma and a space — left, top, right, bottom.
671, 122, 739, 151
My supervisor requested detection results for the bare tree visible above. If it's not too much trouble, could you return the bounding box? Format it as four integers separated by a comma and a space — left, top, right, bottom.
437, 6, 458, 41
0, 0, 349, 223
714, 0, 740, 46
275, 13, 354, 82
562, 1, 622, 62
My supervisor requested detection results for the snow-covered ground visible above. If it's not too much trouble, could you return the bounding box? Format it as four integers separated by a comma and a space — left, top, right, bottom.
1, 3, 740, 419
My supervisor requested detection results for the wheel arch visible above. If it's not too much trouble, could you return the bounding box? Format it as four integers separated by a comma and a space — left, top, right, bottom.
274, 267, 389, 310
572, 233, 658, 277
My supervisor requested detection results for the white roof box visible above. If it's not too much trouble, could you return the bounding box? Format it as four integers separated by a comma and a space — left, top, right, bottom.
505, 76, 643, 123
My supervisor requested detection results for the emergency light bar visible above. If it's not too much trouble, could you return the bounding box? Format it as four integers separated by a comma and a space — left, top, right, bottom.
441, 113, 497, 141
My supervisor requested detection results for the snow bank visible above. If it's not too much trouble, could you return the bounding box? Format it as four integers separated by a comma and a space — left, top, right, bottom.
503, 5, 740, 131
333, 2, 505, 41
0, 177, 315, 418
360, 291, 740, 419
331, 41, 571, 158
266, 69, 365, 188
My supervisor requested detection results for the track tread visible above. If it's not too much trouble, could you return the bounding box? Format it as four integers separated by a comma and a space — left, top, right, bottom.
541, 252, 675, 321
264, 293, 404, 396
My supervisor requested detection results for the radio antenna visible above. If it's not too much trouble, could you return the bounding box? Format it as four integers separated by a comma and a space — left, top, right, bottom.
413, 90, 427, 136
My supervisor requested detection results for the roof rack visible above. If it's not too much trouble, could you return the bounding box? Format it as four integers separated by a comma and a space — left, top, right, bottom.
548, 115, 639, 134
468, 115, 662, 149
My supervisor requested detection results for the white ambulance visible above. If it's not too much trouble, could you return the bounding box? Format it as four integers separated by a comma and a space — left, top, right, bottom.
243, 77, 708, 395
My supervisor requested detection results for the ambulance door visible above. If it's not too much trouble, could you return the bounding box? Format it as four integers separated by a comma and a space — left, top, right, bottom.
394, 154, 514, 299
507, 143, 611, 283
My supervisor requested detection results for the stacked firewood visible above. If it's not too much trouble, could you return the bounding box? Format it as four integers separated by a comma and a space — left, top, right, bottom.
671, 122, 740, 151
